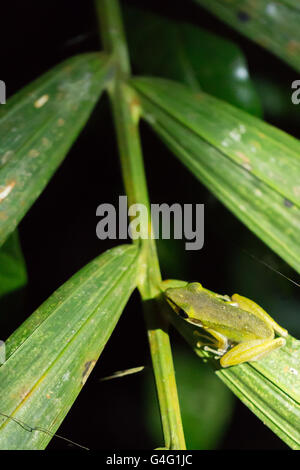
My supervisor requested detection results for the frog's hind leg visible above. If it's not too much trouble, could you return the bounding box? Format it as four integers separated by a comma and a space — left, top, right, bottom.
194, 328, 229, 356
231, 294, 288, 338
220, 337, 286, 368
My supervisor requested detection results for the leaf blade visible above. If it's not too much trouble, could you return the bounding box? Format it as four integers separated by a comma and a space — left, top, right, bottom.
130, 77, 300, 273
124, 6, 262, 116
163, 292, 300, 449
0, 52, 114, 247
0, 244, 139, 450
193, 0, 300, 73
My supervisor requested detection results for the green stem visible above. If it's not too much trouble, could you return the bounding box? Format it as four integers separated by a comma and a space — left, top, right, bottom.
95, 0, 186, 450
95, 0, 130, 78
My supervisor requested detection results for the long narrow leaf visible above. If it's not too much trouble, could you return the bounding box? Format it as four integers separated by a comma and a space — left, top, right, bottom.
130, 77, 300, 274
163, 291, 300, 449
124, 6, 262, 116
193, 0, 300, 73
0, 244, 139, 450
0, 52, 114, 247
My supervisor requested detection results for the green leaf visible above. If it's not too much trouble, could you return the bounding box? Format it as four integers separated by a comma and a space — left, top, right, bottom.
193, 0, 300, 73
164, 290, 300, 449
0, 244, 139, 450
0, 230, 27, 298
0, 52, 114, 247
217, 336, 300, 440
125, 6, 262, 116
130, 77, 300, 274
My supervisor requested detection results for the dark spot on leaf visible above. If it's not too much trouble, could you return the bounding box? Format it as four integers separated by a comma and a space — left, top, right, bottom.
284, 199, 293, 208
237, 11, 251, 22
82, 361, 92, 378
81, 360, 96, 385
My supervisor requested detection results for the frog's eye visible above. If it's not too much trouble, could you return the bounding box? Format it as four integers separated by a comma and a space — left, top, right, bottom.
188, 282, 202, 292
178, 308, 189, 319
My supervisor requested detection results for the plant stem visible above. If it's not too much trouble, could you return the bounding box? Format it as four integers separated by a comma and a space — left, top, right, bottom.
95, 0, 186, 450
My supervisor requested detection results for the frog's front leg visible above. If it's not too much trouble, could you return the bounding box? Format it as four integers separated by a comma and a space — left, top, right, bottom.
194, 327, 229, 356
220, 337, 286, 368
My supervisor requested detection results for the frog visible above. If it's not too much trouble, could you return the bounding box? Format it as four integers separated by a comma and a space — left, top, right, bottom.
163, 281, 288, 368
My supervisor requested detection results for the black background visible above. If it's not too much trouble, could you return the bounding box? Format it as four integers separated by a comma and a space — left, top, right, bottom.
0, 0, 299, 450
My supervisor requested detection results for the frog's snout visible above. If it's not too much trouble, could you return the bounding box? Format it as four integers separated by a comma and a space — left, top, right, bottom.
165, 287, 184, 304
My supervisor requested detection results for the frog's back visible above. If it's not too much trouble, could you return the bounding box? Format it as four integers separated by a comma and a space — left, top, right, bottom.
195, 292, 273, 342
167, 285, 273, 343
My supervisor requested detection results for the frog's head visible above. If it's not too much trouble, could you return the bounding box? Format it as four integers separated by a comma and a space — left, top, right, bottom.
164, 282, 202, 319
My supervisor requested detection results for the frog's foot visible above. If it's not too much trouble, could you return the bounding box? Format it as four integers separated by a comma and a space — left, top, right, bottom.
215, 294, 232, 302
220, 337, 286, 368
203, 346, 226, 357
214, 293, 240, 307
